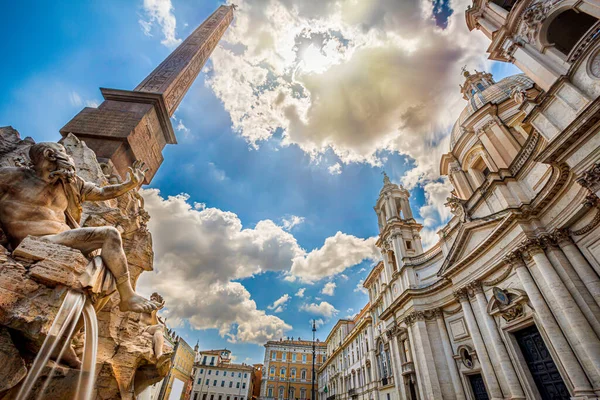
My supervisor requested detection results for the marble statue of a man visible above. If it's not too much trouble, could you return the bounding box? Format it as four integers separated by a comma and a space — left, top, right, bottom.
0, 142, 156, 313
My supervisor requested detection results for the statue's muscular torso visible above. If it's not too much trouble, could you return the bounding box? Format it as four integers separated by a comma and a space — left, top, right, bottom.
0, 167, 71, 245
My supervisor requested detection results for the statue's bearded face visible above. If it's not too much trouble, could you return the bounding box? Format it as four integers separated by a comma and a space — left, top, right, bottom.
31, 143, 76, 182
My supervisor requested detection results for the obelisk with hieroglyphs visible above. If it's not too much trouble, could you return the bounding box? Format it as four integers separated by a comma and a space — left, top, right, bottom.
60, 5, 234, 183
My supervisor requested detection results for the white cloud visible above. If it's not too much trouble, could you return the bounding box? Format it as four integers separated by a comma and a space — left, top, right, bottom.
321, 282, 336, 296
295, 288, 306, 297
354, 279, 367, 294
69, 92, 99, 109
339, 274, 348, 280
139, 0, 182, 48
138, 189, 298, 344
268, 294, 291, 313
300, 301, 338, 318
137, 189, 374, 343
205, 0, 492, 249
358, 268, 366, 273
289, 232, 379, 283
281, 215, 305, 231
328, 163, 342, 175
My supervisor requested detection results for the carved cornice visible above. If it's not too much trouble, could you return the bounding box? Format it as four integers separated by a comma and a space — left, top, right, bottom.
572, 206, 600, 236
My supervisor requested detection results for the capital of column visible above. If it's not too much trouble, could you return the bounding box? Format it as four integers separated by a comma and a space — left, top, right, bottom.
539, 234, 559, 250
519, 238, 545, 258
552, 228, 574, 246
453, 288, 469, 302
576, 161, 600, 193
466, 280, 483, 296
433, 307, 444, 320
503, 250, 526, 269
404, 311, 426, 325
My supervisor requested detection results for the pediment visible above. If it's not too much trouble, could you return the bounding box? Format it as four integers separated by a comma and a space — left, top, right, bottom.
438, 214, 511, 277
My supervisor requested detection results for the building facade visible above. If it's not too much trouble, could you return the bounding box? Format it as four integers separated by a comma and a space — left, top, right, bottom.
322, 0, 600, 399
260, 338, 327, 400
158, 337, 196, 400
191, 349, 255, 400
318, 305, 379, 400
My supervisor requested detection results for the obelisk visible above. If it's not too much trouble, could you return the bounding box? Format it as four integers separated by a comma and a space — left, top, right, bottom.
60, 5, 234, 183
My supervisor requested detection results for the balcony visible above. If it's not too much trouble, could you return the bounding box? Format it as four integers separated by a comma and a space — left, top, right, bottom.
379, 376, 394, 388
401, 362, 415, 376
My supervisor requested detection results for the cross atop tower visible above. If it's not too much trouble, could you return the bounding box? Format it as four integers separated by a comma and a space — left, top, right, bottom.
60, 5, 235, 183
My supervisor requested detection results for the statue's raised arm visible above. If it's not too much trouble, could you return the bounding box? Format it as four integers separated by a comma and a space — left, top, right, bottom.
0, 142, 157, 313
84, 160, 149, 202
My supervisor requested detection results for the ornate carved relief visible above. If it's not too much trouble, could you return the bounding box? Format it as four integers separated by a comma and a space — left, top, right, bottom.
487, 288, 528, 323
517, 0, 555, 44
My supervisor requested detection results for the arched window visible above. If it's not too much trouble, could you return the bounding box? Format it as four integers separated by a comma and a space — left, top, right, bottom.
377, 342, 388, 380
387, 250, 397, 271
291, 368, 296, 379
278, 387, 285, 400
547, 10, 598, 56
268, 387, 274, 398
300, 388, 307, 400
289, 387, 295, 400
476, 83, 485, 91
280, 367, 286, 377
301, 369, 307, 380
270, 366, 275, 375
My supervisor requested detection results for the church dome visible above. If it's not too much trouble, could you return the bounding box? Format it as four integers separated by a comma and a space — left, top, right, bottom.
450, 73, 535, 149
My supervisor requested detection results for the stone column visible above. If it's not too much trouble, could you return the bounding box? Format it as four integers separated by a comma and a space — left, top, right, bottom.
387, 196, 398, 218
454, 288, 503, 399
405, 326, 422, 400
434, 309, 466, 400
387, 329, 407, 399
407, 312, 442, 399
469, 282, 525, 399
553, 229, 600, 304
543, 234, 600, 336
522, 240, 600, 386
506, 252, 595, 396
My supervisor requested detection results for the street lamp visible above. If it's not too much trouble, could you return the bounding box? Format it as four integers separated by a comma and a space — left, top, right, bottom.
311, 320, 316, 400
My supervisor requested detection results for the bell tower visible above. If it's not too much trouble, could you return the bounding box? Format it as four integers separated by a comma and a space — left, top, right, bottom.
60, 5, 235, 183
374, 173, 423, 286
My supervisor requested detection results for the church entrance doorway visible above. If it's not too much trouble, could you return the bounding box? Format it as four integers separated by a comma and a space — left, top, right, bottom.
514, 325, 570, 399
468, 374, 489, 400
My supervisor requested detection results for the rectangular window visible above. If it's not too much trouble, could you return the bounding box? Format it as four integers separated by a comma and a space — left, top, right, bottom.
198, 378, 202, 384
203, 356, 207, 365
238, 372, 241, 378
242, 383, 246, 389
229, 381, 233, 388
206, 379, 210, 385
282, 352, 286, 361
203, 394, 208, 400
216, 371, 219, 376
231, 372, 235, 377
213, 380, 217, 386
219, 396, 222, 400
302, 354, 307, 362
221, 381, 225, 387
244, 373, 247, 378
208, 370, 212, 375
200, 369, 204, 374
271, 351, 276, 360
210, 395, 214, 400
194, 394, 198, 400
236, 382, 240, 389
292, 353, 296, 362
211, 357, 215, 365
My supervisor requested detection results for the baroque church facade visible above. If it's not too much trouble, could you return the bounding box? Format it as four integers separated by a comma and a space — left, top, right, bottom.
319, 0, 600, 399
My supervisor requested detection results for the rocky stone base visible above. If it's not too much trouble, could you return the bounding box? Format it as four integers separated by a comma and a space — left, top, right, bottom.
0, 127, 171, 399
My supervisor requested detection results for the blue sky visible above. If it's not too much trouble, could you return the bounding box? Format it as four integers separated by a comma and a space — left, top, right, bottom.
0, 0, 520, 364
